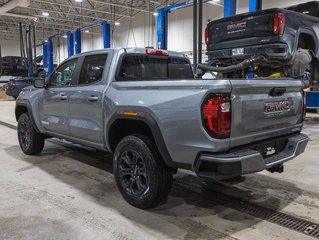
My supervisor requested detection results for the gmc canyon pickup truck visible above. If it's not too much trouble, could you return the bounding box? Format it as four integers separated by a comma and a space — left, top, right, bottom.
15, 48, 308, 209
203, 1, 319, 84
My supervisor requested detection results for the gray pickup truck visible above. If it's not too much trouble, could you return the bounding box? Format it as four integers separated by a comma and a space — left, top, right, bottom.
15, 48, 308, 209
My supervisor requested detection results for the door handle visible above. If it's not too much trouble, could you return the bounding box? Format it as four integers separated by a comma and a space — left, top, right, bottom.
60, 94, 68, 100
88, 96, 99, 102
269, 87, 286, 97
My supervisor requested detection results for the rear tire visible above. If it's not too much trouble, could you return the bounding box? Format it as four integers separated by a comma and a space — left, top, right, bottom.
113, 134, 173, 209
288, 49, 313, 86
17, 113, 45, 155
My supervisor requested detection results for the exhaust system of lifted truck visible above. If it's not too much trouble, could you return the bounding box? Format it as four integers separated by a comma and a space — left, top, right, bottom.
196, 55, 266, 75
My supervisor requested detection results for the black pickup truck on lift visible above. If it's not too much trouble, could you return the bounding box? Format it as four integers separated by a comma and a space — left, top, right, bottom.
201, 1, 319, 86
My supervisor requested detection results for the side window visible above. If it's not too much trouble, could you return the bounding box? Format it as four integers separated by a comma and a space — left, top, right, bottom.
78, 54, 107, 85
49, 59, 78, 87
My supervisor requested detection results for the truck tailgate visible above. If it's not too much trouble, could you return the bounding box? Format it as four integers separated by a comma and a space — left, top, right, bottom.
207, 11, 275, 48
230, 78, 304, 148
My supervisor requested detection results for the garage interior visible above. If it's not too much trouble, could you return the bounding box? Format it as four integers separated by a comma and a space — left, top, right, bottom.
0, 0, 319, 240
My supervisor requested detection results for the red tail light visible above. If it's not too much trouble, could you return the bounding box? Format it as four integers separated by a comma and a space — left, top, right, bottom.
274, 13, 285, 36
146, 48, 169, 56
205, 28, 209, 45
202, 94, 231, 138
8, 83, 16, 88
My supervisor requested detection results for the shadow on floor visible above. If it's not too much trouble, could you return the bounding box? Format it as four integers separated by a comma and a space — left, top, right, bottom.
4, 140, 311, 240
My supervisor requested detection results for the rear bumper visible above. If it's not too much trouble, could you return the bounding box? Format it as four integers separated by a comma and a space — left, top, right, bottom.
207, 43, 290, 61
195, 133, 308, 180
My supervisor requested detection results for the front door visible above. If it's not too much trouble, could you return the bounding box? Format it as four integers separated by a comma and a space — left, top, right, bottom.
40, 58, 79, 137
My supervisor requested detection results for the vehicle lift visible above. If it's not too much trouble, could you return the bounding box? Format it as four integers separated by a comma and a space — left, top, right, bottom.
44, 21, 111, 75
156, 0, 262, 66
19, 22, 36, 78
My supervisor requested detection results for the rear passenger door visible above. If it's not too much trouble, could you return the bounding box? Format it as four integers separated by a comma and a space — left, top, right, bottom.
68, 53, 110, 145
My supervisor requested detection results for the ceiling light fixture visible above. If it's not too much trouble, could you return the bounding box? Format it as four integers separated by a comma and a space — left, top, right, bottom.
42, 12, 49, 16
208, 0, 223, 7
85, 30, 89, 33
115, 21, 120, 26
153, 12, 159, 16
75, 0, 83, 2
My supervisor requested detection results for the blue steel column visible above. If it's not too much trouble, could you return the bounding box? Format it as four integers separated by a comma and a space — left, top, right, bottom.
74, 29, 82, 54
67, 32, 74, 57
224, 0, 237, 17
47, 37, 54, 75
157, 9, 164, 49
42, 42, 48, 75
157, 9, 168, 50
249, 0, 262, 12
102, 21, 111, 48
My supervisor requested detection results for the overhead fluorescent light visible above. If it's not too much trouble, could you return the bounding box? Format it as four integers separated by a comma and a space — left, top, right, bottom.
208, 0, 223, 7
63, 34, 67, 38
75, 0, 83, 2
114, 21, 120, 26
42, 12, 49, 16
153, 12, 159, 16
85, 30, 89, 33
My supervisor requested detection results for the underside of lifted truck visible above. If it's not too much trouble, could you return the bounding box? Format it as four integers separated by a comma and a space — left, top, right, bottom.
201, 1, 319, 87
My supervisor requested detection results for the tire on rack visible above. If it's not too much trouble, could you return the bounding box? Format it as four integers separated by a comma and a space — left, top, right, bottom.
17, 113, 45, 155
113, 134, 173, 209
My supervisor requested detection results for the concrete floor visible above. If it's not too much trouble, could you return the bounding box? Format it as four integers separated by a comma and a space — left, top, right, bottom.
0, 100, 318, 240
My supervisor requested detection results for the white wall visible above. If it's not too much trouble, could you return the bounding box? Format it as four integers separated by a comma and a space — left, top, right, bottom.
113, 11, 156, 48
0, 39, 20, 57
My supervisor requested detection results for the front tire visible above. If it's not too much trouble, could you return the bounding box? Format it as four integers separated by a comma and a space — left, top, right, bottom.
17, 113, 45, 155
113, 135, 173, 209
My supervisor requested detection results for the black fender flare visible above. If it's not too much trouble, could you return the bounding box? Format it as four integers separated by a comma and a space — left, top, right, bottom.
106, 109, 177, 168
15, 100, 40, 133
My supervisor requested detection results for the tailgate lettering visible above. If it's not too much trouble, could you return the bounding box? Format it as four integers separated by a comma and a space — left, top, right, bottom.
265, 101, 290, 114
227, 22, 247, 31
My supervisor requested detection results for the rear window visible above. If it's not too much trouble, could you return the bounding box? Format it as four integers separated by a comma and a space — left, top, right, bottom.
118, 55, 194, 81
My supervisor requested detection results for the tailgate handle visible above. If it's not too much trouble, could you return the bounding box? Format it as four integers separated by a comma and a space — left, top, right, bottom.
269, 87, 286, 97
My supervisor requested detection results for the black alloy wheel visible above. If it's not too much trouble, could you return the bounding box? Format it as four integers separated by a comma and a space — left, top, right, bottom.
113, 135, 173, 209
17, 113, 45, 155
118, 150, 148, 196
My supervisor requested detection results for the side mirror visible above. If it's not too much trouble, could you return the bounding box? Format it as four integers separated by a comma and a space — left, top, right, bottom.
33, 78, 45, 88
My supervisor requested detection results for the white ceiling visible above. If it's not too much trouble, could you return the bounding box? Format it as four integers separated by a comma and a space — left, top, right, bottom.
0, 0, 178, 42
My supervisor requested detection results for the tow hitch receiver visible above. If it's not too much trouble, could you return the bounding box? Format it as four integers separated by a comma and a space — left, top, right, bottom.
267, 164, 284, 173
